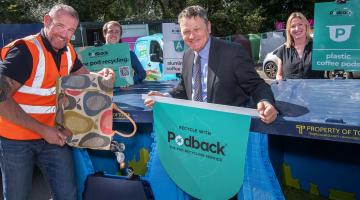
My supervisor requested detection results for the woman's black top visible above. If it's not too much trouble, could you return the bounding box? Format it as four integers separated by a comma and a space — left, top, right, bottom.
276, 41, 323, 79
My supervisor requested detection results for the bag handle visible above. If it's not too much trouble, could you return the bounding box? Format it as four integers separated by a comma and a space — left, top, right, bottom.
112, 103, 137, 138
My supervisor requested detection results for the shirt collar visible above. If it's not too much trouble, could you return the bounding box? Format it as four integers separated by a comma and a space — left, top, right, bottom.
40, 29, 68, 54
197, 36, 211, 59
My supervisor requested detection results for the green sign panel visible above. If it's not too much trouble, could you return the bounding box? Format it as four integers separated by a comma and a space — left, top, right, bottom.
312, 1, 360, 71
153, 98, 251, 199
76, 43, 133, 87
173, 40, 185, 52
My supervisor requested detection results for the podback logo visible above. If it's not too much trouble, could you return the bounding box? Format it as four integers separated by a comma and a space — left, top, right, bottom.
329, 9, 352, 16
175, 135, 184, 146
168, 131, 225, 155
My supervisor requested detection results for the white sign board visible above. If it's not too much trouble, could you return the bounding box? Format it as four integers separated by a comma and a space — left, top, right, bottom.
162, 23, 186, 74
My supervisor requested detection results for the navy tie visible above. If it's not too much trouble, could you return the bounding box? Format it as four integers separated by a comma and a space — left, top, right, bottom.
193, 53, 203, 102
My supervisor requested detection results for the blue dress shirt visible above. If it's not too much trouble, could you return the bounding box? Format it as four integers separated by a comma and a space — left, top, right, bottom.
191, 37, 211, 102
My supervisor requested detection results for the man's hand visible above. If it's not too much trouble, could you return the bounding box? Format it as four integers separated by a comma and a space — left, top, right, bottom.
41, 126, 71, 147
144, 91, 169, 108
98, 68, 115, 82
257, 101, 278, 124
57, 126, 73, 138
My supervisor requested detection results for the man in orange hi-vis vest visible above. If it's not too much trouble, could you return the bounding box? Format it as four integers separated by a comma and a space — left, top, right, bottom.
0, 4, 113, 200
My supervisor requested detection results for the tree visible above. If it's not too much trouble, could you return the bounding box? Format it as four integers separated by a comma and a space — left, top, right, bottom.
0, 0, 69, 23
0, 0, 330, 36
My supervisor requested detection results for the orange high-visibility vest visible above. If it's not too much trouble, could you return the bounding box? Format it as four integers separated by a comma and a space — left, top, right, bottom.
0, 33, 76, 140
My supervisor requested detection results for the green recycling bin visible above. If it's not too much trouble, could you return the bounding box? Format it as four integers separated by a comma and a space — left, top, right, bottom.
248, 33, 261, 62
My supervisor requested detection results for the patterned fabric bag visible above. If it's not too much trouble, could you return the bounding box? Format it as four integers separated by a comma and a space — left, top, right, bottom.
55, 73, 136, 150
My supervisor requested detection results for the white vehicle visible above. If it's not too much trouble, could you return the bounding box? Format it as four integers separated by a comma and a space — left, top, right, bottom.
262, 45, 282, 79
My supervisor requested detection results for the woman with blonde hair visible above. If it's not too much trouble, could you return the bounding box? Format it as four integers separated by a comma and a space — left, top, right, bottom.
275, 12, 323, 80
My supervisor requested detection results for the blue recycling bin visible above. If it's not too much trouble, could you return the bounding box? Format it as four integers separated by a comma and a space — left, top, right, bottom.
73, 79, 360, 200
254, 79, 360, 200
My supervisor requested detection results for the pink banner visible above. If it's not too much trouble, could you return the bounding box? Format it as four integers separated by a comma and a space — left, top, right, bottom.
275, 21, 285, 31
122, 37, 139, 51
308, 19, 314, 27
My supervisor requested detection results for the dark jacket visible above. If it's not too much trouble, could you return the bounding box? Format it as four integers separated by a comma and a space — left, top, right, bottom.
170, 37, 275, 107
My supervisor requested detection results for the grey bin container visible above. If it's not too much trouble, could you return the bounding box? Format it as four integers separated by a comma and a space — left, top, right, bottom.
259, 31, 285, 62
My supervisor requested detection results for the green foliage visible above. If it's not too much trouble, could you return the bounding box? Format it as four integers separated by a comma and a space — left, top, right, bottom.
0, 0, 326, 35
242, 7, 266, 33
0, 0, 64, 23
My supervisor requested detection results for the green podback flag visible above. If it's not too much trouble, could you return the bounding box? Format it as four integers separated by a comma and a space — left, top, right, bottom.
76, 43, 133, 87
313, 1, 360, 71
153, 97, 253, 200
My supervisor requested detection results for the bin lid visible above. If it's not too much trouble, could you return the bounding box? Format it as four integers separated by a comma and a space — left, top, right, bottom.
273, 79, 360, 126
252, 79, 360, 144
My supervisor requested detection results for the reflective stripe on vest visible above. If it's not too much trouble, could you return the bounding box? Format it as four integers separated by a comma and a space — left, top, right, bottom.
18, 86, 56, 96
19, 104, 56, 114
66, 46, 73, 73
30, 36, 46, 88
